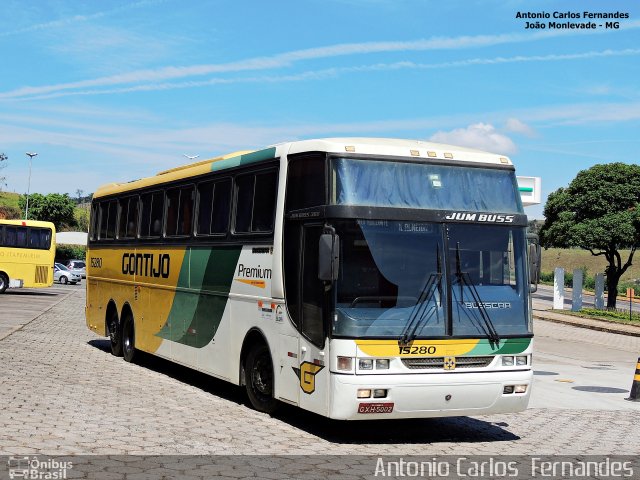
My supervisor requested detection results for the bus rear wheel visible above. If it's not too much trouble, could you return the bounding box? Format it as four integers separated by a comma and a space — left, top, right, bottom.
245, 344, 278, 414
122, 313, 136, 363
107, 309, 122, 357
0, 273, 8, 294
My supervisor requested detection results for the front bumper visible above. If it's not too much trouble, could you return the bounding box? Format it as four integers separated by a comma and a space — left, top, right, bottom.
329, 370, 532, 420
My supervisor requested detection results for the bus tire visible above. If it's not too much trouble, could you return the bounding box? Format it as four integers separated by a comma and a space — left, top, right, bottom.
245, 344, 278, 414
122, 313, 136, 363
0, 273, 8, 294
107, 307, 123, 357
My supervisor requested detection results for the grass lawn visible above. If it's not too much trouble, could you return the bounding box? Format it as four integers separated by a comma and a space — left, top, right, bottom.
551, 308, 640, 327
541, 247, 640, 282
0, 191, 20, 209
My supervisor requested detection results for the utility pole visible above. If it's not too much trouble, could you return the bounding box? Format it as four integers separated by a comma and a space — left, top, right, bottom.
25, 152, 38, 220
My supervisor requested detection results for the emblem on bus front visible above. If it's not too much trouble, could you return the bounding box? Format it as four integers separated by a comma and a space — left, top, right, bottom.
443, 357, 456, 370
293, 361, 324, 394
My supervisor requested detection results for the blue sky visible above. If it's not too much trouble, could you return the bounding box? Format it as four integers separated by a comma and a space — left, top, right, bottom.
0, 0, 638, 218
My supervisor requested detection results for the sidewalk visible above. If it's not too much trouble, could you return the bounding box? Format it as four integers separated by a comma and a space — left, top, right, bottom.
533, 308, 640, 337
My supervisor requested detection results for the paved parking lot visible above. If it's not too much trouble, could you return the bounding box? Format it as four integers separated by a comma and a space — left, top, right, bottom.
0, 288, 638, 461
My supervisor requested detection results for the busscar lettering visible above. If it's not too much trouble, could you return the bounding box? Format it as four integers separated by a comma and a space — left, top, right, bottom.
121, 253, 170, 278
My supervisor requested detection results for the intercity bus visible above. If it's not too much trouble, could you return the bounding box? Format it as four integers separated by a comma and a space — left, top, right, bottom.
0, 219, 55, 293
86, 138, 540, 419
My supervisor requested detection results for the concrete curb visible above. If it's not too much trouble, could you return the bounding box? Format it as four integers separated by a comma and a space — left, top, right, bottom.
533, 310, 640, 338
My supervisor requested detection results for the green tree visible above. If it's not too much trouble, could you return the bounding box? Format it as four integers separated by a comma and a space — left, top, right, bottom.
18, 193, 77, 230
540, 163, 640, 309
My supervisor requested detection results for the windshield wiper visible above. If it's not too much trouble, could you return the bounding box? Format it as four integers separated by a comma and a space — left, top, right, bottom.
453, 242, 500, 345
399, 272, 442, 345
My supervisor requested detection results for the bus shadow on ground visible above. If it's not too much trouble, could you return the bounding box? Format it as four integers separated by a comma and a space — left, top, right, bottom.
6, 290, 60, 296
273, 405, 520, 444
88, 339, 245, 405
88, 338, 519, 445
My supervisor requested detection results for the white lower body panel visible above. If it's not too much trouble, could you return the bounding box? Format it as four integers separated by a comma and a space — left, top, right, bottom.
330, 370, 532, 420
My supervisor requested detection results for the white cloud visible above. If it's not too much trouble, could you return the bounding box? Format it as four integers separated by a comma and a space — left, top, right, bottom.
429, 123, 517, 155
504, 118, 536, 137
3, 24, 640, 100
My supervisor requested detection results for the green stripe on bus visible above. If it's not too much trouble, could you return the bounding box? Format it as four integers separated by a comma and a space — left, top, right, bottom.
210, 147, 276, 172
518, 187, 533, 192
467, 337, 531, 355
157, 246, 242, 348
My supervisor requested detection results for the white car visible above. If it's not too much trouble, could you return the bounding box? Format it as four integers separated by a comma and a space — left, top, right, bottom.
54, 263, 82, 285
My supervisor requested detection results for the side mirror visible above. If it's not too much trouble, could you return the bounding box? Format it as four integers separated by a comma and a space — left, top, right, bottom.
318, 233, 340, 281
527, 234, 541, 292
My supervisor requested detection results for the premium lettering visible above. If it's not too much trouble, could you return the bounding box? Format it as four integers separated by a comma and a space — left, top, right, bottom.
237, 264, 272, 279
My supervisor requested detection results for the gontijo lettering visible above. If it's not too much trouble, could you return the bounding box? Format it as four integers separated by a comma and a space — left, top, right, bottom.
122, 253, 170, 278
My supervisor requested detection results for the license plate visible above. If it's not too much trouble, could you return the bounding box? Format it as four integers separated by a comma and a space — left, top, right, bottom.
358, 402, 394, 414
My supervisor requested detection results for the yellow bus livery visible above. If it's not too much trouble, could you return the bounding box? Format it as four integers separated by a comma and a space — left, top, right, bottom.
0, 219, 55, 293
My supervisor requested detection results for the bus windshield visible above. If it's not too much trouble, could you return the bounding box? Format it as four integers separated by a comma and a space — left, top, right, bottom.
332, 157, 524, 213
332, 220, 530, 339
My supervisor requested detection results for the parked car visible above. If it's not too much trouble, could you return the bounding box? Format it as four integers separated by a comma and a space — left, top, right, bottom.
54, 263, 82, 285
66, 259, 86, 278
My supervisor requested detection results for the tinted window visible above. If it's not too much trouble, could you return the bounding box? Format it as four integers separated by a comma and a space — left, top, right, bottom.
234, 175, 254, 233
106, 201, 117, 239
166, 185, 194, 237
140, 191, 164, 238
89, 204, 98, 241
16, 227, 28, 247
99, 201, 117, 240
118, 196, 139, 239
286, 157, 325, 211
4, 226, 16, 246
252, 171, 278, 232
197, 179, 231, 236
234, 170, 278, 234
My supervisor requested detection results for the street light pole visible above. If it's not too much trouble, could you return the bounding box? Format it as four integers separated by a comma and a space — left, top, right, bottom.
25, 152, 38, 220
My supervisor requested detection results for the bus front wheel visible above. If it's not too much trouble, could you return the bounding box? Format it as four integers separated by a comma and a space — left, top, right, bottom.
0, 273, 8, 294
122, 313, 136, 363
245, 344, 278, 414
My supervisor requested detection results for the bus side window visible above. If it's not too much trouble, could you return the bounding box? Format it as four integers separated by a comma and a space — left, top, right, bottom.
28, 228, 40, 248
166, 185, 194, 237
106, 201, 117, 239
252, 171, 277, 232
140, 191, 164, 238
5, 226, 17, 246
16, 227, 28, 247
197, 179, 231, 236
234, 169, 278, 234
89, 204, 98, 241
285, 156, 325, 212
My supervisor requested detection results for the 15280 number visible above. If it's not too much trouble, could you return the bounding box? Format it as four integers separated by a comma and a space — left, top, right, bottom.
398, 345, 437, 355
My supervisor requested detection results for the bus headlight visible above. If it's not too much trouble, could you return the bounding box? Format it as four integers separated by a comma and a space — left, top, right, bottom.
502, 356, 514, 366
359, 359, 374, 370
337, 356, 353, 371
516, 355, 528, 366
373, 389, 388, 398
375, 359, 390, 370
357, 389, 372, 398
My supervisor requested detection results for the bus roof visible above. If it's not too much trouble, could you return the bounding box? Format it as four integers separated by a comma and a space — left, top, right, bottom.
0, 219, 56, 230
93, 137, 514, 199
